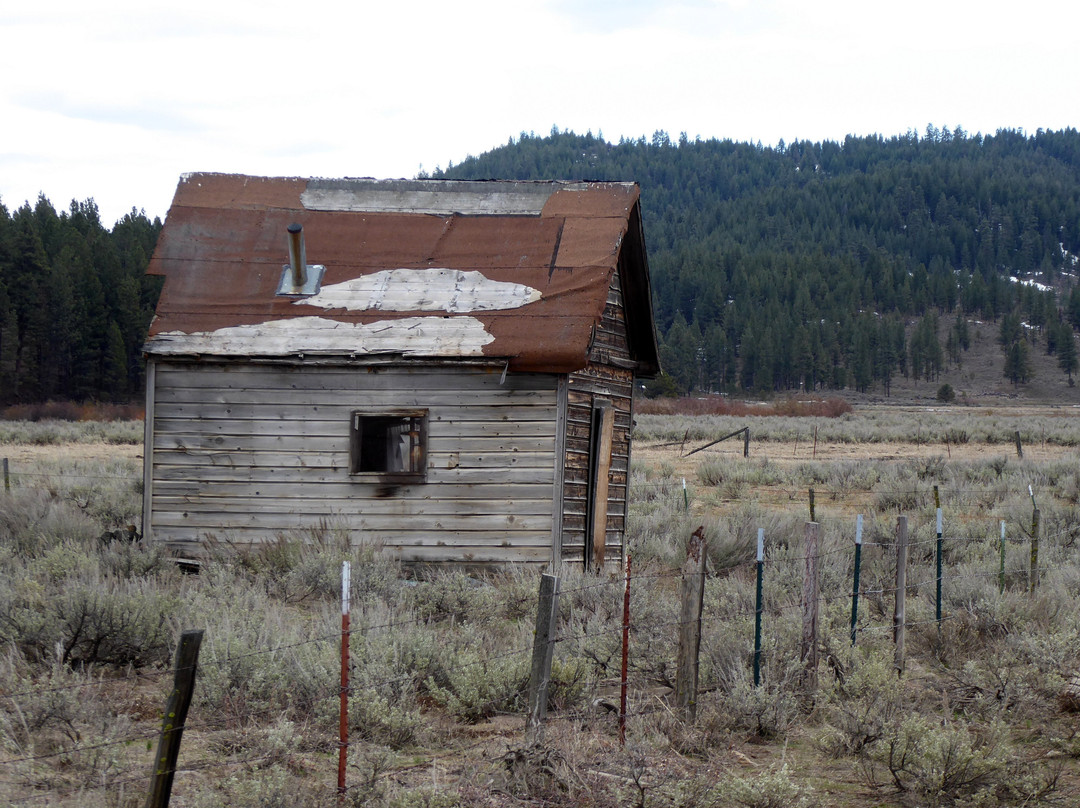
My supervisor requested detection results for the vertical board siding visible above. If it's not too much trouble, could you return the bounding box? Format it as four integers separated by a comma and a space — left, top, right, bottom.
560, 266, 636, 566
148, 362, 560, 564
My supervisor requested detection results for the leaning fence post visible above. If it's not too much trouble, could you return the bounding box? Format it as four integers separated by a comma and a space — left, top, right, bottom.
850, 514, 863, 646
935, 501, 944, 626
1015, 430, 1024, 459
800, 522, 820, 692
753, 528, 764, 686
146, 630, 204, 808
894, 516, 908, 676
526, 573, 560, 745
676, 527, 707, 722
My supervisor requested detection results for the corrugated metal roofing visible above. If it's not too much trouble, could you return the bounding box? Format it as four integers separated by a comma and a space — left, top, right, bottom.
145, 174, 659, 374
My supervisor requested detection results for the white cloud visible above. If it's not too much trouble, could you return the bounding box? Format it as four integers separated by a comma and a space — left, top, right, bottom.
1, 0, 1077, 225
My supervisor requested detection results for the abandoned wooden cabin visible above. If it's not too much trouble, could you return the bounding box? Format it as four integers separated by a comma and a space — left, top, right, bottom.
141, 174, 659, 567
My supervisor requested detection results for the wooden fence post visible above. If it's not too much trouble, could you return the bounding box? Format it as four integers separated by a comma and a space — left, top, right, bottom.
1015, 430, 1024, 459
808, 488, 815, 523
146, 630, 204, 808
676, 527, 707, 722
894, 516, 908, 676
743, 427, 750, 458
850, 514, 863, 646
800, 522, 820, 692
2, 458, 8, 492
526, 573, 560, 745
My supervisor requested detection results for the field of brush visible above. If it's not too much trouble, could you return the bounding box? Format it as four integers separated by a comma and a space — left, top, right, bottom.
1, 405, 1079, 807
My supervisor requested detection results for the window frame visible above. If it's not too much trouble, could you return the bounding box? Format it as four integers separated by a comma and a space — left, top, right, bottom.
348, 409, 428, 484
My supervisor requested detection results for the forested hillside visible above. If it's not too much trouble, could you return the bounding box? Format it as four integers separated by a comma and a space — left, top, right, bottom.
0, 198, 162, 405
435, 127, 1080, 396
3, 128, 1080, 406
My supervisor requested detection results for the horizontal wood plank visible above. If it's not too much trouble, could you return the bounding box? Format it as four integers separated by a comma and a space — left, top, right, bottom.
153, 494, 552, 515
151, 448, 555, 471
155, 387, 557, 407
156, 365, 558, 392
155, 411, 559, 438
153, 509, 552, 532
153, 464, 554, 485
152, 480, 556, 500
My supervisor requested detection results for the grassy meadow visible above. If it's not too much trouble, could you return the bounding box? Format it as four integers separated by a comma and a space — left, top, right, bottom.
1, 405, 1079, 807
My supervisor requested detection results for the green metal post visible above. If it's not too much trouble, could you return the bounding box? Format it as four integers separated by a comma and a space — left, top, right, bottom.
753, 528, 764, 687
1030, 507, 1040, 594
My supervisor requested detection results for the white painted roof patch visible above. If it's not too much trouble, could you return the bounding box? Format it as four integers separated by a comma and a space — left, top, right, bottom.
299, 268, 542, 313
148, 316, 494, 357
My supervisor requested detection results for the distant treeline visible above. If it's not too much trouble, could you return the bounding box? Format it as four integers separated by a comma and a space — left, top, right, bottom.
435, 127, 1080, 393
5, 127, 1080, 405
0, 197, 162, 405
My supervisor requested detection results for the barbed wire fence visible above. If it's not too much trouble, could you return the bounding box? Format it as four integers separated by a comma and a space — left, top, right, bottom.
2, 457, 1079, 803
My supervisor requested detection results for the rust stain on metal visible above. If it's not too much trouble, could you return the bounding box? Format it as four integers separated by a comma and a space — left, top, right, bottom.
146, 174, 659, 375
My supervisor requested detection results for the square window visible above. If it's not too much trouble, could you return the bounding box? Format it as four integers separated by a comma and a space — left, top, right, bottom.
349, 410, 427, 482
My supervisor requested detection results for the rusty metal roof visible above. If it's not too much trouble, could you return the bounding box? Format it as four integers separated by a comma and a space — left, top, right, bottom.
145, 174, 659, 375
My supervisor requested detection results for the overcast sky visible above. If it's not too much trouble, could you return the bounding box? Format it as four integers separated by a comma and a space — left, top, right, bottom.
2, 1, 1077, 227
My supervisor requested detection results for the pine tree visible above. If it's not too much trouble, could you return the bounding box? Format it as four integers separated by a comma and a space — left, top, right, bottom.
1004, 339, 1033, 386
103, 320, 128, 399
1058, 329, 1078, 384
1068, 287, 1080, 331
0, 287, 17, 405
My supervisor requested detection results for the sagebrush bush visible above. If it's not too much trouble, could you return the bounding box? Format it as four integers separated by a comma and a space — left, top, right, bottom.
816, 647, 902, 758
423, 622, 531, 722
0, 554, 176, 666
5, 414, 1080, 807
716, 764, 813, 808
874, 715, 1013, 806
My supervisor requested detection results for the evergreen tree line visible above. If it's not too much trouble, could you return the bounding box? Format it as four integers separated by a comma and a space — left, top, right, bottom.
435, 126, 1080, 394
6, 127, 1080, 404
0, 197, 162, 405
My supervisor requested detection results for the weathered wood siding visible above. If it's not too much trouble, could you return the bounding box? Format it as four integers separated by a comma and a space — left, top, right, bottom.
560, 267, 635, 566
146, 361, 560, 565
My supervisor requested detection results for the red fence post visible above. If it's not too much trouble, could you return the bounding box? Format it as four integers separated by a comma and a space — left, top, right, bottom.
619, 552, 631, 746
338, 562, 351, 799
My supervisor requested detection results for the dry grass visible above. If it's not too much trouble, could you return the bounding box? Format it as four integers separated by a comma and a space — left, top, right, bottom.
638, 395, 853, 418
2, 408, 1079, 807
